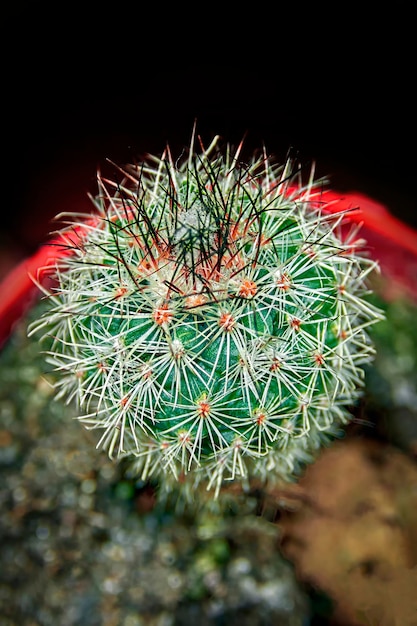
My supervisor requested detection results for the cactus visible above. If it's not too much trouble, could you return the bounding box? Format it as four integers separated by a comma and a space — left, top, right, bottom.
29, 132, 383, 499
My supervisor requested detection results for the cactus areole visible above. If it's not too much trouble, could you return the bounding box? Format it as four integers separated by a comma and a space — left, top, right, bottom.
30, 133, 383, 498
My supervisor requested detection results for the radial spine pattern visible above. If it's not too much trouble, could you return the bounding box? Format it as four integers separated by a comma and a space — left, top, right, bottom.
30, 133, 383, 497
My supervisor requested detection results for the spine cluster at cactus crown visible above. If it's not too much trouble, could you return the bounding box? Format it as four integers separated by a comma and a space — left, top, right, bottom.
29, 132, 384, 498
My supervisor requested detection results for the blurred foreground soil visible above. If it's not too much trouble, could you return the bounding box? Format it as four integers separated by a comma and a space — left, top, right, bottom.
276, 437, 417, 626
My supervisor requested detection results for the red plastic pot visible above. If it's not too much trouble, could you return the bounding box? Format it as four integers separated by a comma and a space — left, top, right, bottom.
0, 190, 416, 349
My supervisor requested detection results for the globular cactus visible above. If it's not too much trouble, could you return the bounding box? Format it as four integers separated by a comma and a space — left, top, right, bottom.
30, 132, 383, 499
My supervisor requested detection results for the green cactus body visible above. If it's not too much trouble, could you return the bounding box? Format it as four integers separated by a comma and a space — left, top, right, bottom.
30, 134, 383, 498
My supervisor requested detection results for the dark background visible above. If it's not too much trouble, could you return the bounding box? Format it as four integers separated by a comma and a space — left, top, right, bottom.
2, 3, 415, 279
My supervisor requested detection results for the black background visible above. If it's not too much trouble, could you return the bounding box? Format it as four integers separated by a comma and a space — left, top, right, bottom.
2, 3, 415, 278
